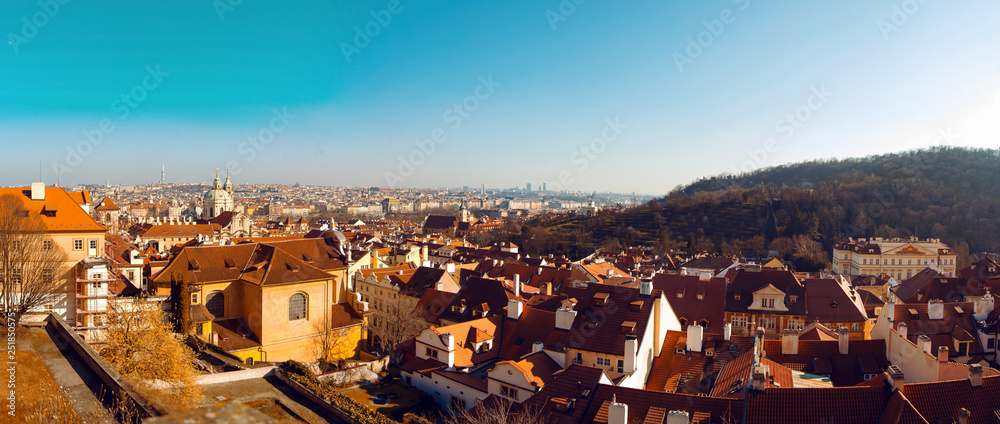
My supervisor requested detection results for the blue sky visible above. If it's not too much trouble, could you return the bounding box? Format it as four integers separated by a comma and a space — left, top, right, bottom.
2, 1, 998, 194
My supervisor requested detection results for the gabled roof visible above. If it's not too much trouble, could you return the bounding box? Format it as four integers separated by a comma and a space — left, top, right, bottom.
500, 285, 660, 359
423, 215, 459, 230
497, 351, 562, 388
802, 278, 867, 322
653, 273, 728, 334
94, 196, 120, 211
747, 386, 890, 424
436, 277, 516, 324
762, 338, 889, 387
726, 269, 806, 315
0, 187, 105, 232
150, 239, 345, 287
902, 375, 1000, 424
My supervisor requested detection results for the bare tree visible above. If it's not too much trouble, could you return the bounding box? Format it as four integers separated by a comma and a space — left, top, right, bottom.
99, 297, 203, 413
369, 294, 426, 355
0, 194, 68, 326
443, 397, 552, 424
312, 317, 359, 366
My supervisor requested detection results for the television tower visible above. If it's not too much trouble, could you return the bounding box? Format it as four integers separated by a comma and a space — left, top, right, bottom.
160, 162, 165, 185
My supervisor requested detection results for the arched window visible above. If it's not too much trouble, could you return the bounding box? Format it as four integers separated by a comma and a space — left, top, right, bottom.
206, 291, 225, 318
289, 293, 307, 321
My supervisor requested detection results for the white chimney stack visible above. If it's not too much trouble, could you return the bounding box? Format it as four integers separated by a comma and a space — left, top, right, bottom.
937, 346, 948, 363
838, 326, 850, 355
781, 329, 799, 356
624, 336, 637, 374
928, 299, 944, 320
446, 263, 455, 274
507, 299, 523, 320
607, 396, 628, 424
917, 335, 932, 356
969, 364, 983, 388
514, 274, 520, 298
897, 322, 908, 339
555, 306, 577, 330
531, 341, 543, 354
666, 411, 690, 424
686, 325, 703, 353
30, 182, 45, 200
723, 323, 732, 341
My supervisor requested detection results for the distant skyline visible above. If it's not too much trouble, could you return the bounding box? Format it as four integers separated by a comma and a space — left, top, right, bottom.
2, 1, 999, 194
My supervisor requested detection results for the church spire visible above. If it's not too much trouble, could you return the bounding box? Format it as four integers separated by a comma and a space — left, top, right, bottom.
224, 169, 233, 193
213, 168, 222, 189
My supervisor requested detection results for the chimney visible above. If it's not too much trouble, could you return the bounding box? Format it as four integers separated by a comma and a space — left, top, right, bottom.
969, 364, 983, 388
422, 260, 432, 268
624, 336, 637, 374
958, 408, 970, 424
699, 272, 711, 281
928, 299, 944, 320
897, 322, 908, 339
639, 280, 652, 296
446, 263, 455, 274
937, 346, 948, 363
514, 274, 521, 298
686, 325, 703, 353
543, 282, 553, 296
723, 323, 732, 341
30, 182, 45, 200
441, 333, 456, 369
607, 395, 627, 424
885, 301, 896, 322
751, 364, 769, 391
421, 245, 429, 263
508, 299, 523, 320
666, 410, 690, 424
917, 335, 932, 356
555, 306, 577, 330
531, 340, 543, 354
838, 326, 850, 355
781, 329, 799, 356
887, 365, 905, 390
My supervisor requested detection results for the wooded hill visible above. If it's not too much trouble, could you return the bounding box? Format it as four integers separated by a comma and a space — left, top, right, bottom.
514, 147, 1000, 269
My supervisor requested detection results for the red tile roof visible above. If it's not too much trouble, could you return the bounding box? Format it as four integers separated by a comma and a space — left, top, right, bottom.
0, 187, 105, 232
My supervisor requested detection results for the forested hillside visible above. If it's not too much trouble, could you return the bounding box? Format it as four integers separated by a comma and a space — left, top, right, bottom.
510, 147, 1000, 270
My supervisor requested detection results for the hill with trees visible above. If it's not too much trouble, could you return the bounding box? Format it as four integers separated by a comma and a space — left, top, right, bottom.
506, 147, 1000, 271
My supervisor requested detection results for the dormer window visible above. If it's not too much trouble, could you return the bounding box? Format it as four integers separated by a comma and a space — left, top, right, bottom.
593, 293, 609, 306
789, 295, 798, 303
761, 298, 774, 308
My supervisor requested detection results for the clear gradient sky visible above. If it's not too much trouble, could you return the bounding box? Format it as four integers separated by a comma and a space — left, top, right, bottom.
2, 1, 999, 194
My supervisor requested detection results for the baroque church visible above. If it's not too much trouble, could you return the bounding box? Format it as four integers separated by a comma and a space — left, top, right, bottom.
203, 170, 235, 220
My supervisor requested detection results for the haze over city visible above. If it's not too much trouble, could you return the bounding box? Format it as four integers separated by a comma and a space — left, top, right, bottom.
3, 1, 999, 193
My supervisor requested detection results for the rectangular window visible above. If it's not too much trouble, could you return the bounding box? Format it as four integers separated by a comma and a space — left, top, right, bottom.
42, 240, 52, 251
11, 269, 21, 285
426, 347, 438, 359
191, 293, 199, 304
988, 338, 996, 350
43, 304, 53, 313
42, 269, 53, 285
731, 316, 748, 328
760, 318, 775, 329
89, 239, 98, 250
73, 239, 83, 250
500, 385, 518, 401
596, 357, 611, 367
851, 322, 859, 331
787, 319, 804, 330
196, 323, 204, 336
616, 359, 624, 374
